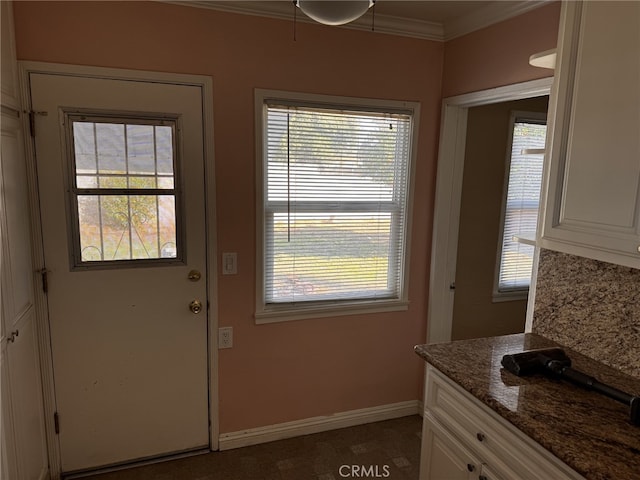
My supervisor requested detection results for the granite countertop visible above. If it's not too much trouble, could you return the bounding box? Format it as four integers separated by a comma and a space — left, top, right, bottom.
415, 333, 640, 480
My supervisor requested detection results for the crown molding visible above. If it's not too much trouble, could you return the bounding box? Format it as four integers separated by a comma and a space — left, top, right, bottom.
169, 1, 295, 23
166, 1, 444, 40
352, 12, 444, 40
165, 1, 548, 42
444, 0, 550, 41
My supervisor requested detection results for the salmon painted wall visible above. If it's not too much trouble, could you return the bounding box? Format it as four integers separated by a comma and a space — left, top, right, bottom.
13, 1, 442, 433
443, 2, 561, 97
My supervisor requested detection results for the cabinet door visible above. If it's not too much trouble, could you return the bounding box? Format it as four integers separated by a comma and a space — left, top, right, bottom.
479, 464, 502, 480
541, 0, 640, 269
6, 312, 48, 480
1, 343, 18, 480
421, 416, 480, 480
0, 1, 20, 109
0, 106, 48, 480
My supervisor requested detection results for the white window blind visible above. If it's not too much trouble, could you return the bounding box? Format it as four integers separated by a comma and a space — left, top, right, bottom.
261, 99, 413, 308
497, 118, 547, 292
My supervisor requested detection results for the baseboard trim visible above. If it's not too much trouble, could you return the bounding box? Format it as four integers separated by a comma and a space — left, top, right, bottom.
219, 400, 420, 451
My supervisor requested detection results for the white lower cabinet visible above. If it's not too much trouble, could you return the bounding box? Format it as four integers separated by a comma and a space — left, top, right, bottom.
3, 311, 49, 480
420, 365, 585, 480
422, 416, 482, 480
1, 343, 19, 480
478, 465, 500, 480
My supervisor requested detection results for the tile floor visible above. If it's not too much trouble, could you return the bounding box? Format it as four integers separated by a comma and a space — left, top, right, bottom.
80, 415, 422, 480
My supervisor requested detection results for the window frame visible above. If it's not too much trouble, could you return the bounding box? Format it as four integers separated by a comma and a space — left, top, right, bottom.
493, 110, 547, 302
62, 109, 186, 270
254, 89, 420, 323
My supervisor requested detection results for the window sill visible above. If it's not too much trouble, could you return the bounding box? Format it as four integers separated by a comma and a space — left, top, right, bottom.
255, 299, 410, 324
492, 290, 529, 303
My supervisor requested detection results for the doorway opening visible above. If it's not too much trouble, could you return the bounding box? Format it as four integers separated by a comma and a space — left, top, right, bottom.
451, 98, 548, 340
426, 77, 553, 344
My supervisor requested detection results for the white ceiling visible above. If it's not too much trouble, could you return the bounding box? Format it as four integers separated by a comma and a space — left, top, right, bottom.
375, 0, 505, 23
178, 1, 548, 41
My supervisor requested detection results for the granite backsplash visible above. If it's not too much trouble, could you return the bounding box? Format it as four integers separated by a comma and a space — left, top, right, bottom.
532, 249, 640, 379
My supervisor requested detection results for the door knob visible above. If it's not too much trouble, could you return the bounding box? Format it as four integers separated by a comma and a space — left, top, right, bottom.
188, 270, 201, 282
189, 300, 203, 314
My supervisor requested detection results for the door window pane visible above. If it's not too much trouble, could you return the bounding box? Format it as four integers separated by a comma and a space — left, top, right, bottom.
69, 116, 181, 266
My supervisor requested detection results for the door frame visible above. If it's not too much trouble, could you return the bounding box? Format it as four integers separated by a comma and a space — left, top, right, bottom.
18, 61, 219, 478
426, 77, 553, 345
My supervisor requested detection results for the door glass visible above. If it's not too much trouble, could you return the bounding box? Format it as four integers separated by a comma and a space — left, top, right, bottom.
67, 115, 182, 266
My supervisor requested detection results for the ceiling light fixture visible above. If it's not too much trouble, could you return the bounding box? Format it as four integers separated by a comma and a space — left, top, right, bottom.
295, 0, 375, 26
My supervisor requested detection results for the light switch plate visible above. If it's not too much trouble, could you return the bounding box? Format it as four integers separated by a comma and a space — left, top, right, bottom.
222, 252, 237, 275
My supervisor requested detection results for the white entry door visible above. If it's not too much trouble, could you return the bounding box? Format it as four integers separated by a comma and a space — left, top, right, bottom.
29, 72, 210, 473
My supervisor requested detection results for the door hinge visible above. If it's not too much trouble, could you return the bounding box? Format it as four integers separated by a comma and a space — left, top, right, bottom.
41, 269, 49, 294
54, 412, 60, 434
27, 110, 48, 137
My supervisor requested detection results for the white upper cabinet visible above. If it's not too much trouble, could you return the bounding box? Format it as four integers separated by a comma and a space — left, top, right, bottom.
540, 0, 640, 269
1, 1, 20, 110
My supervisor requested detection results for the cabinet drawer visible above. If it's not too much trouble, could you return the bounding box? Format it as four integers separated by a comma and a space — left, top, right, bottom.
421, 414, 483, 480
425, 366, 584, 480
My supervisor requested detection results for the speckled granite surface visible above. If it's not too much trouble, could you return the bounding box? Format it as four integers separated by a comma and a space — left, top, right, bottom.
415, 333, 640, 480
533, 249, 640, 379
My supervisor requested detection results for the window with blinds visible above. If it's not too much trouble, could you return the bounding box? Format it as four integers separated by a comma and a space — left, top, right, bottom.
495, 114, 547, 295
256, 91, 417, 321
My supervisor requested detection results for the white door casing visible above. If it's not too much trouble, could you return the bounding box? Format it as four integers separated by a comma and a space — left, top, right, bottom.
29, 72, 211, 473
426, 78, 553, 345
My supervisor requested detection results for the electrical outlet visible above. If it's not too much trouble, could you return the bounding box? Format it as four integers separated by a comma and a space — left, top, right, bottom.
219, 326, 233, 349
